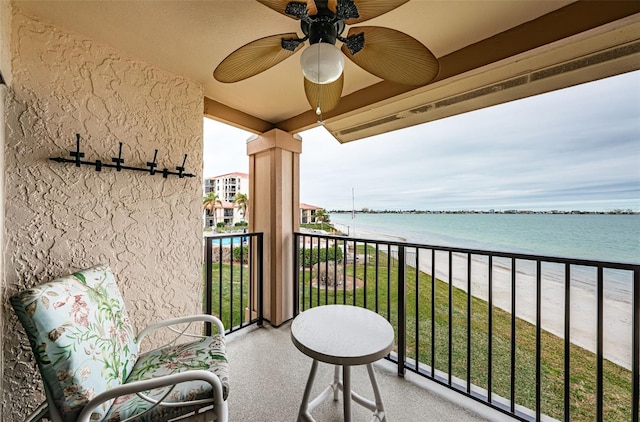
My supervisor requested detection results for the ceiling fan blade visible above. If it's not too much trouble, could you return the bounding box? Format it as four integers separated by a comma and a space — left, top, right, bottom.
341, 26, 439, 86
304, 73, 344, 114
256, 0, 317, 19
344, 0, 409, 24
214, 33, 304, 83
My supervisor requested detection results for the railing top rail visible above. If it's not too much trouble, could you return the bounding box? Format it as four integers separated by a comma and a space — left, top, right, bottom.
205, 232, 263, 239
294, 232, 640, 271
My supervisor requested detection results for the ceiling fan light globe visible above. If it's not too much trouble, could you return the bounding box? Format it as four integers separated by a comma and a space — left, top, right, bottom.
300, 43, 345, 84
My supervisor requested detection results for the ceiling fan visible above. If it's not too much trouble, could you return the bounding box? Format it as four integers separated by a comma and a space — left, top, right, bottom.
213, 0, 439, 116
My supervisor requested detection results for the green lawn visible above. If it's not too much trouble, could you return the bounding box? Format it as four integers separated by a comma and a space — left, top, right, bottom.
296, 246, 634, 422
205, 263, 253, 331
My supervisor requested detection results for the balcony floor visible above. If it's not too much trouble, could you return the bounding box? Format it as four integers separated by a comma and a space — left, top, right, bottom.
225, 322, 517, 422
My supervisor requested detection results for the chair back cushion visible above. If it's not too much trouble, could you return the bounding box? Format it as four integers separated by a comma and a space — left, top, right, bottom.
10, 263, 139, 421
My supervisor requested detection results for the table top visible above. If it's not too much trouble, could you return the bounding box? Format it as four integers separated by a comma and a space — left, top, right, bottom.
290, 305, 395, 366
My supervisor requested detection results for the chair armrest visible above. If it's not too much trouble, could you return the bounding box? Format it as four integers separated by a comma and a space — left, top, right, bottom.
136, 314, 225, 345
76, 370, 225, 422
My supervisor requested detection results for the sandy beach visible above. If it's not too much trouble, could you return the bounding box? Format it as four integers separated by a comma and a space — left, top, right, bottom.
333, 223, 633, 370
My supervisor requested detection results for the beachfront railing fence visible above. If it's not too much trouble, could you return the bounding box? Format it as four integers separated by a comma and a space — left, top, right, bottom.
203, 233, 263, 334
293, 232, 640, 422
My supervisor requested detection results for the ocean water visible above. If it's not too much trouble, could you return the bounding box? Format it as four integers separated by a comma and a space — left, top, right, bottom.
329, 212, 639, 305
329, 212, 640, 264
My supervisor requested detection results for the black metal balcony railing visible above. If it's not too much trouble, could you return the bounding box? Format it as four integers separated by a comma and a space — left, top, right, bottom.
293, 232, 640, 422
203, 233, 263, 335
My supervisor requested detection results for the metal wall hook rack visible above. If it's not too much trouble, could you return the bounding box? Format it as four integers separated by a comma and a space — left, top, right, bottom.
50, 134, 195, 178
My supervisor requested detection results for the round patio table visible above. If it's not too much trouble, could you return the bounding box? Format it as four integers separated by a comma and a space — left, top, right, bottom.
291, 304, 395, 422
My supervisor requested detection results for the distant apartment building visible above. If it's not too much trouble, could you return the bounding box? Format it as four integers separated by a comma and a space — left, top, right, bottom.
203, 172, 249, 227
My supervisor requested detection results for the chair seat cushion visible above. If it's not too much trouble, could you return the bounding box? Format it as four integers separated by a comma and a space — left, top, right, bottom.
103, 335, 228, 421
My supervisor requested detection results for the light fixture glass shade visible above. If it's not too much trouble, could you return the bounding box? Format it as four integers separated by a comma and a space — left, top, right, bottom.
300, 43, 345, 85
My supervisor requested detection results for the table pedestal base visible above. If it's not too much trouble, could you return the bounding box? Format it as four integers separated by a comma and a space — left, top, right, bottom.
297, 360, 387, 422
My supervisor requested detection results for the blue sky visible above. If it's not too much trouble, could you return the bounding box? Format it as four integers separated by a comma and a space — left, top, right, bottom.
203, 70, 640, 212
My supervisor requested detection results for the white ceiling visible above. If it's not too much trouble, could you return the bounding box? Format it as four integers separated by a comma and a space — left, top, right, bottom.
14, 1, 640, 142
15, 1, 574, 120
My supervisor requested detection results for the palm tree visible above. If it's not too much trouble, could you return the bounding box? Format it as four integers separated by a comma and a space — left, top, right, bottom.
203, 192, 222, 231
315, 208, 329, 230
233, 193, 249, 223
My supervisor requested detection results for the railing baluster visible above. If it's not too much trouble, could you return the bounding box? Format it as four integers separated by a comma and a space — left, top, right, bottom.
467, 253, 472, 393
511, 257, 516, 413
564, 263, 571, 422
240, 236, 244, 326
387, 244, 391, 322
431, 248, 436, 380
302, 236, 306, 311
596, 265, 604, 422
343, 239, 347, 305
448, 250, 453, 386
364, 241, 368, 309
307, 237, 312, 307
205, 238, 213, 336
257, 233, 264, 326
325, 237, 329, 305
416, 248, 420, 371
488, 255, 493, 403
333, 238, 338, 303
536, 260, 542, 421
218, 238, 223, 322
293, 234, 300, 316
398, 245, 406, 377
230, 238, 234, 330
352, 240, 357, 307
311, 239, 317, 308
375, 243, 380, 313
633, 268, 639, 422
249, 236, 254, 325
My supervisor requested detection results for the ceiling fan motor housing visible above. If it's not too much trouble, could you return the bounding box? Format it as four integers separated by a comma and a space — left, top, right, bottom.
310, 20, 338, 45
301, 8, 345, 46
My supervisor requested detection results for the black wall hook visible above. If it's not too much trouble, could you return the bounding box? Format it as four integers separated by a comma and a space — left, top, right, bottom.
50, 134, 196, 179
147, 149, 159, 175
112, 142, 124, 171
70, 133, 85, 167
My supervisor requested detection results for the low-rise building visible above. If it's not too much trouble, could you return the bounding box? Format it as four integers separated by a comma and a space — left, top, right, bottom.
300, 203, 322, 225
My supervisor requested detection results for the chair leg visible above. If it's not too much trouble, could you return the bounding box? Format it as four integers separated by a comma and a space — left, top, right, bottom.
298, 359, 319, 422
342, 365, 352, 422
217, 400, 228, 422
366, 364, 386, 422
206, 399, 228, 422
332, 365, 340, 401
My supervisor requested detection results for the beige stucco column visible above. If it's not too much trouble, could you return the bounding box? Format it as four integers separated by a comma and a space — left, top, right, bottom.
247, 128, 301, 326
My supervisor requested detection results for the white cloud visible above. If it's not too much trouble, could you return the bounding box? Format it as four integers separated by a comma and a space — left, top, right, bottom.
204, 71, 640, 211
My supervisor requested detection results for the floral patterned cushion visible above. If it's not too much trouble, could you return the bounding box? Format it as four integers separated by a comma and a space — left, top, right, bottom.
10, 264, 138, 422
103, 335, 228, 421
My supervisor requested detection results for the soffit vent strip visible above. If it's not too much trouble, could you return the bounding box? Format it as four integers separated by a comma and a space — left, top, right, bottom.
338, 115, 401, 136
338, 40, 639, 136
531, 40, 640, 81
431, 76, 529, 110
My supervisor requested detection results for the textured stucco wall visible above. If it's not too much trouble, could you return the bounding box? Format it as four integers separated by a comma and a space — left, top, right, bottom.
0, 2, 11, 419
2, 9, 203, 418
0, 0, 11, 84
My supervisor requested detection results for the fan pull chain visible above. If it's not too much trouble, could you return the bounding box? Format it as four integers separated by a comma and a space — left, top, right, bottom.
316, 83, 324, 122
316, 39, 324, 123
